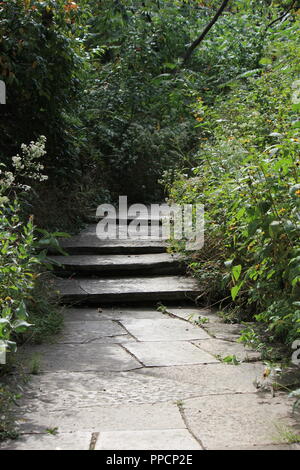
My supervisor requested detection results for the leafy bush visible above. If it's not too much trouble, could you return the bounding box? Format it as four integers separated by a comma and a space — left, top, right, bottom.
165, 18, 300, 347
0, 138, 64, 363
0, 1, 101, 229
0, 137, 64, 439
83, 0, 269, 202
0, 204, 41, 354
0, 0, 86, 167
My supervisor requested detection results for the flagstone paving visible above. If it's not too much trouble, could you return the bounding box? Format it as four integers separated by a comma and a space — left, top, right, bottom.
95, 429, 201, 451
1, 220, 299, 451
2, 305, 299, 450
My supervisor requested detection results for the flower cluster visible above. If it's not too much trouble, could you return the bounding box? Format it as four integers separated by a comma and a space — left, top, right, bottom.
0, 136, 48, 200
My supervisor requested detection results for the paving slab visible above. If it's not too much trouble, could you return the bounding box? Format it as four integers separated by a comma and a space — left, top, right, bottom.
17, 370, 222, 408
19, 363, 265, 409
63, 307, 167, 321
181, 393, 298, 450
21, 372, 194, 409
165, 307, 219, 324
54, 276, 201, 304
120, 318, 210, 341
125, 341, 219, 367
53, 320, 134, 344
136, 363, 265, 394
95, 429, 202, 450
20, 343, 142, 372
192, 338, 261, 362
63, 307, 107, 321
50, 253, 183, 275
202, 322, 245, 341
0, 432, 91, 451
14, 403, 185, 434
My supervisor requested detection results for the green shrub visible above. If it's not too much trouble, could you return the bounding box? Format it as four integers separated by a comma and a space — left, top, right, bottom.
0, 138, 65, 362
165, 18, 300, 347
83, 0, 268, 201
0, 0, 87, 169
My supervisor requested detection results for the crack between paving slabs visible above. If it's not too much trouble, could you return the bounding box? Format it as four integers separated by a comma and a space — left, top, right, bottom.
190, 336, 262, 362
89, 432, 99, 450
177, 403, 205, 450
34, 366, 144, 374
181, 340, 220, 362
163, 308, 218, 340
76, 281, 92, 296
115, 320, 140, 342
57, 276, 88, 296
57, 334, 131, 345
163, 307, 249, 345
119, 343, 146, 368
125, 338, 216, 344
54, 317, 136, 345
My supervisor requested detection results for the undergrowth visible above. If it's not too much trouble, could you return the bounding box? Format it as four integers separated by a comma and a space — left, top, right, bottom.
165, 18, 300, 355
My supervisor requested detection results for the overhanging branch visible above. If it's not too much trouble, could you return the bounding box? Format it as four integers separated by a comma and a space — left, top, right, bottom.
180, 0, 231, 68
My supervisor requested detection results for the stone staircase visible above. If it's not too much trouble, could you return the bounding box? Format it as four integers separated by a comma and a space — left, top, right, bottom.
2, 210, 297, 451
51, 212, 201, 305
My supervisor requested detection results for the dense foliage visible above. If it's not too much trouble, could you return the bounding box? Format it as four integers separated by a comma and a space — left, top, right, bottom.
0, 137, 65, 359
0, 0, 299, 416
0, 136, 65, 438
83, 0, 267, 200
0, 0, 101, 229
165, 15, 300, 350
0, 0, 86, 170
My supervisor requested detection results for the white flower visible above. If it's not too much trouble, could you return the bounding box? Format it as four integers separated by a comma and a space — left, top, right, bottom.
1, 136, 48, 197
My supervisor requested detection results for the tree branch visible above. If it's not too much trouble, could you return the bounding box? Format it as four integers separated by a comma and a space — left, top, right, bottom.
265, 0, 298, 31
180, 0, 231, 68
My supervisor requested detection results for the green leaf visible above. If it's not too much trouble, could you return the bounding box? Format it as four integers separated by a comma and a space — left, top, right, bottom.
231, 281, 244, 301
222, 355, 240, 365
163, 63, 177, 70
12, 320, 33, 333
292, 276, 300, 287
232, 265, 242, 282
259, 58, 272, 65
15, 301, 28, 320
292, 121, 300, 129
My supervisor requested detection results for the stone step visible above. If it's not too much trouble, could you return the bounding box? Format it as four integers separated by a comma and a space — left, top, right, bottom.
80, 224, 165, 235
57, 232, 167, 255
84, 204, 171, 224
54, 275, 200, 304
50, 253, 184, 276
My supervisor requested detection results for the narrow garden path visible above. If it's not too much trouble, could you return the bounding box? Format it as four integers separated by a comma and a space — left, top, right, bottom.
1, 212, 299, 450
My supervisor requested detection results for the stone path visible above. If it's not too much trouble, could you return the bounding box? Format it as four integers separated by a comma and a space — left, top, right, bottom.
1, 220, 299, 450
